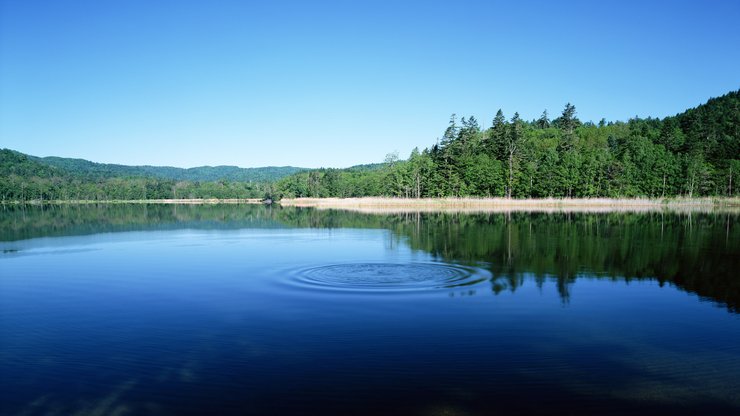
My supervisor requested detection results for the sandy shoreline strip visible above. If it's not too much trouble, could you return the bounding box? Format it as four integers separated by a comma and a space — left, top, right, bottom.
4, 197, 739, 213
3, 198, 265, 205
279, 197, 740, 213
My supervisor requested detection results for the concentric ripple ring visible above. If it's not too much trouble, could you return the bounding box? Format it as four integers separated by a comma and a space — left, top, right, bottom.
290, 262, 486, 292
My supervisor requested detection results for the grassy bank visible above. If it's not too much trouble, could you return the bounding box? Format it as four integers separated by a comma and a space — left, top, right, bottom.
3, 197, 740, 213
279, 197, 740, 213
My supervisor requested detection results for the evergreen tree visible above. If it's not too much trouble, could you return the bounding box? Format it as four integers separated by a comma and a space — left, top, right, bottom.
555, 103, 581, 151
488, 109, 508, 160
536, 110, 550, 129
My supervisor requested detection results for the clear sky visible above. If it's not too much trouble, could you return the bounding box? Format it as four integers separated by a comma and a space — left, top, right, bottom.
1, 0, 739, 168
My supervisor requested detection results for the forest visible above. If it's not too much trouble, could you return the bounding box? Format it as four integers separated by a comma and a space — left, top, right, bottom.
0, 149, 279, 201
1, 89, 738, 202
276, 90, 740, 199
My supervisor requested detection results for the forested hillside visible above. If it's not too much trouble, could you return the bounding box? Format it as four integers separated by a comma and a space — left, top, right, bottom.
33, 156, 306, 182
277, 90, 740, 199
0, 150, 276, 201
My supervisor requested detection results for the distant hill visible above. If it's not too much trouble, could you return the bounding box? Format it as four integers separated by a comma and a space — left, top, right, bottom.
1, 149, 69, 179
0, 149, 295, 201
30, 155, 308, 182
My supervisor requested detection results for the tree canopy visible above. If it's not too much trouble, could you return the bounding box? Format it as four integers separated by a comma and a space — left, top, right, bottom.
275, 90, 740, 199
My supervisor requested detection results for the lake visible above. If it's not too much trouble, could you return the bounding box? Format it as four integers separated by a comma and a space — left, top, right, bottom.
1, 204, 739, 415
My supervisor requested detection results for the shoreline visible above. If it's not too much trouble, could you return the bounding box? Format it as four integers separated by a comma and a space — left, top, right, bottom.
279, 197, 740, 213
1, 198, 266, 205
3, 197, 740, 213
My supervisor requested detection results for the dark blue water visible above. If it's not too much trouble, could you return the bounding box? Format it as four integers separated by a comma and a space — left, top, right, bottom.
1, 204, 739, 415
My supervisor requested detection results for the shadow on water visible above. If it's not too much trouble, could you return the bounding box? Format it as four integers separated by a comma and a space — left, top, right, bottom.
2, 203, 738, 312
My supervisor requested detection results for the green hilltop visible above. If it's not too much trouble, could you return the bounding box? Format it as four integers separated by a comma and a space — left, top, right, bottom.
30, 155, 307, 182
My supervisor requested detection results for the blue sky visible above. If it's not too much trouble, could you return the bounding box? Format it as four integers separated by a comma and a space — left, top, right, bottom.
1, 0, 739, 168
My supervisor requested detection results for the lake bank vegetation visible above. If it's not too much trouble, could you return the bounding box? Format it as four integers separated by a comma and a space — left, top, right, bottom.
2, 198, 265, 205
279, 196, 740, 213
4, 196, 738, 213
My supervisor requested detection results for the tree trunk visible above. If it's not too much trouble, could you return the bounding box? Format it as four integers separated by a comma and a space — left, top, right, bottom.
729, 166, 733, 196
662, 174, 666, 198
416, 173, 421, 198
508, 152, 513, 198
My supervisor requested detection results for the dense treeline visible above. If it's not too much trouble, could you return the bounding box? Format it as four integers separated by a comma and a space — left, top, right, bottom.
277, 90, 740, 198
0, 149, 274, 201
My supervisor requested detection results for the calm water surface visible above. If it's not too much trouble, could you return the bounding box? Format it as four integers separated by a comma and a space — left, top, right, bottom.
1, 204, 739, 415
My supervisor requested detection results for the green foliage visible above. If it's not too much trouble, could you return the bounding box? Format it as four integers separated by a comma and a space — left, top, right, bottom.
274, 89, 740, 199
0, 149, 272, 201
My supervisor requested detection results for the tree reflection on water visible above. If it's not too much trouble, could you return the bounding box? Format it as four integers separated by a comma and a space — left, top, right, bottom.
2, 203, 737, 311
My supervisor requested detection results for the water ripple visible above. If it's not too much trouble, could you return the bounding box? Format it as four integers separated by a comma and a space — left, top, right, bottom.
289, 262, 487, 292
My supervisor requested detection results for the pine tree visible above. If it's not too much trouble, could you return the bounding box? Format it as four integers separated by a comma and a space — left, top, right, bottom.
556, 103, 580, 151
536, 110, 550, 129
489, 109, 508, 160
